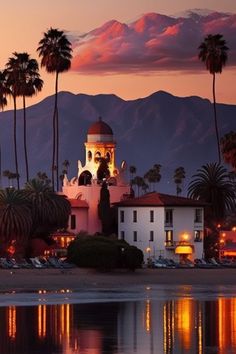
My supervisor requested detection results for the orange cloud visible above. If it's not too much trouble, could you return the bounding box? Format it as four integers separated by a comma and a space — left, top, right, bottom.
71, 11, 236, 74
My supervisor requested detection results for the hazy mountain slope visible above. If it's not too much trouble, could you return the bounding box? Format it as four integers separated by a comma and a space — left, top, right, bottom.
1, 91, 235, 193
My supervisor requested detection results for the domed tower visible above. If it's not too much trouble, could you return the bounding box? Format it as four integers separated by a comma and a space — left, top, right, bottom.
78, 117, 117, 183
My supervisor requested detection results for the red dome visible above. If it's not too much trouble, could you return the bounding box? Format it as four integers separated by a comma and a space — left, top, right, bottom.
88, 117, 113, 135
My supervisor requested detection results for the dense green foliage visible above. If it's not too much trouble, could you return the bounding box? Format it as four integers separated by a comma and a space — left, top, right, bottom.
67, 234, 143, 270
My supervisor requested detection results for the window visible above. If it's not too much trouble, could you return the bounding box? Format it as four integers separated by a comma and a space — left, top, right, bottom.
150, 210, 154, 223
165, 209, 173, 225
88, 151, 92, 161
120, 210, 124, 223
195, 209, 202, 223
133, 231, 137, 242
194, 230, 202, 242
150, 231, 154, 242
120, 231, 125, 240
70, 215, 76, 230
133, 210, 137, 223
165, 230, 173, 247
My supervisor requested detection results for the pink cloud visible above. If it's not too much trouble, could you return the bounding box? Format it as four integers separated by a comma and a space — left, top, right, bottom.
71, 11, 236, 74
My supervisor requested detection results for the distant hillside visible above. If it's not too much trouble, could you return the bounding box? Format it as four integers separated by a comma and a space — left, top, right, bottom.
1, 91, 235, 194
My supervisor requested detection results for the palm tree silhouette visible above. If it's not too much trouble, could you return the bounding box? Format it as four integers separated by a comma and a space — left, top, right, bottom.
37, 28, 72, 191
188, 163, 235, 221
7, 53, 43, 182
198, 34, 229, 164
173, 167, 186, 196
220, 131, 236, 172
0, 70, 10, 188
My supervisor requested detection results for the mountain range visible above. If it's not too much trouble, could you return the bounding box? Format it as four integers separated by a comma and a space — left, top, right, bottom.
0, 91, 235, 194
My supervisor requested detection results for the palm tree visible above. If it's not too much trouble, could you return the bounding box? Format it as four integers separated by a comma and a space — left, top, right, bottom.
198, 34, 229, 164
220, 131, 236, 171
173, 167, 186, 196
6, 53, 43, 182
37, 28, 72, 191
0, 188, 32, 248
0, 70, 10, 189
188, 163, 235, 222
62, 159, 70, 175
129, 165, 136, 183
24, 179, 71, 234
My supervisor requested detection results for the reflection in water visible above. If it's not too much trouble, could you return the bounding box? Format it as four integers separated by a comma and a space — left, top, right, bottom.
1, 294, 236, 353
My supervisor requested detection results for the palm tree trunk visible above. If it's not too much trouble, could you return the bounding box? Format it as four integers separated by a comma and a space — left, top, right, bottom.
56, 106, 59, 191
23, 95, 29, 182
13, 95, 19, 189
212, 73, 221, 164
52, 72, 59, 191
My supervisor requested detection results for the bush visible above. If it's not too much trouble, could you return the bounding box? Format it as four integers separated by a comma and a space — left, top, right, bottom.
123, 246, 144, 270
67, 235, 143, 270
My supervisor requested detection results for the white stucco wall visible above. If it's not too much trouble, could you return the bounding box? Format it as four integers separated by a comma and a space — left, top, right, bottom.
118, 206, 204, 261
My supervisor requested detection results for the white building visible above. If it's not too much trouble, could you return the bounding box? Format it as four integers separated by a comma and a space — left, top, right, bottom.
116, 192, 205, 262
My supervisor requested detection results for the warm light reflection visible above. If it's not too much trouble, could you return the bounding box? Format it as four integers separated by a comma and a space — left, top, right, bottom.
145, 300, 151, 332
176, 299, 192, 350
8, 306, 16, 339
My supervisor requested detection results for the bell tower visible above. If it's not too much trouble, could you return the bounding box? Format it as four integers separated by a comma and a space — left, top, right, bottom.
84, 117, 117, 178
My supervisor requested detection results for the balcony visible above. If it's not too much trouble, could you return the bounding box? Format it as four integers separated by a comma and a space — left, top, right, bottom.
165, 241, 176, 249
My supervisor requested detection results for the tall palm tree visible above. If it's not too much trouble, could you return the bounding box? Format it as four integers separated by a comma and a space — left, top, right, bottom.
198, 34, 229, 164
0, 188, 32, 247
0, 70, 10, 189
5, 54, 23, 189
7, 53, 43, 182
220, 131, 236, 171
188, 163, 235, 222
129, 165, 136, 183
37, 28, 72, 191
173, 167, 186, 196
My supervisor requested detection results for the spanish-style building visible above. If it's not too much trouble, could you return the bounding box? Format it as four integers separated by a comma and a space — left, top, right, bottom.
62, 117, 130, 240
116, 192, 205, 262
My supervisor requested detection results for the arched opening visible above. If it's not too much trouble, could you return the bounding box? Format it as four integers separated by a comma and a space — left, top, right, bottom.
79, 170, 92, 185
94, 151, 101, 163
106, 152, 111, 163
88, 151, 92, 161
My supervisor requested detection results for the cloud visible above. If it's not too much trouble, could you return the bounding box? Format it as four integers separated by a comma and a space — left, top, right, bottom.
71, 11, 236, 74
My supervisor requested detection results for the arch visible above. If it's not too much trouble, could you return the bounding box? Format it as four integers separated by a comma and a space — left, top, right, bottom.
94, 151, 101, 163
79, 170, 92, 186
88, 151, 92, 161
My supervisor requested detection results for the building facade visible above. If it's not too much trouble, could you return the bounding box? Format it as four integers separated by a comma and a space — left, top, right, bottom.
116, 192, 205, 262
62, 117, 130, 235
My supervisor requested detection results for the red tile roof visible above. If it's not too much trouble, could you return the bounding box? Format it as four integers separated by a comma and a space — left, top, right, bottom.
115, 192, 207, 207
88, 118, 113, 135
69, 199, 89, 208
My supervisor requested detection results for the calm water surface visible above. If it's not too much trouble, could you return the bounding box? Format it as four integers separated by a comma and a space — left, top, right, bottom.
1, 285, 236, 354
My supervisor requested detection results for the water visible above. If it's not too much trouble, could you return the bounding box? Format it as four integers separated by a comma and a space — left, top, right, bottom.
1, 285, 236, 354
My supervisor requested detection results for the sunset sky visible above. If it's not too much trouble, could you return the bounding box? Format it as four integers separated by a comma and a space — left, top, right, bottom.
1, 0, 236, 109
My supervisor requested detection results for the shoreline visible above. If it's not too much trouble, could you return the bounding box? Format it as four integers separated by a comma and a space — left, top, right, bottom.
1, 268, 236, 292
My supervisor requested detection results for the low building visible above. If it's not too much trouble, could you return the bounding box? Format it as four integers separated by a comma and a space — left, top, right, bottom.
116, 192, 205, 262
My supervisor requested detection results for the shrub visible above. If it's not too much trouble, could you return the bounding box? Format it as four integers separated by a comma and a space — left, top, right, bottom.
123, 246, 144, 270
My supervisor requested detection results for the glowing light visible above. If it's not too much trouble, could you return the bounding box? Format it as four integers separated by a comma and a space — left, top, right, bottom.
145, 300, 151, 332
175, 246, 193, 254
146, 247, 151, 253
182, 233, 189, 241
232, 227, 236, 232
8, 306, 16, 339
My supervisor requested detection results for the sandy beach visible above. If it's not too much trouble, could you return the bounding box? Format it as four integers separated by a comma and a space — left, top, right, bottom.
1, 267, 236, 292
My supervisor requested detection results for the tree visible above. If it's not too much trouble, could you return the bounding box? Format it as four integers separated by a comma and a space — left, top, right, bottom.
188, 163, 235, 222
0, 70, 10, 189
144, 164, 162, 192
10, 53, 43, 182
0, 188, 32, 248
37, 28, 72, 191
198, 34, 229, 164
5, 55, 22, 189
62, 159, 70, 175
24, 179, 71, 236
98, 181, 111, 235
129, 165, 136, 183
97, 157, 110, 181
173, 167, 186, 196
220, 131, 236, 171
132, 176, 145, 197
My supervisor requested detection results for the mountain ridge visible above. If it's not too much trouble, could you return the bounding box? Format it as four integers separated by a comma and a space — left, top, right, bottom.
0, 90, 235, 194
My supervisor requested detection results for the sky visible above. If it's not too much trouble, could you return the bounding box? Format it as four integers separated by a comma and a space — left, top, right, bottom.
1, 0, 236, 109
